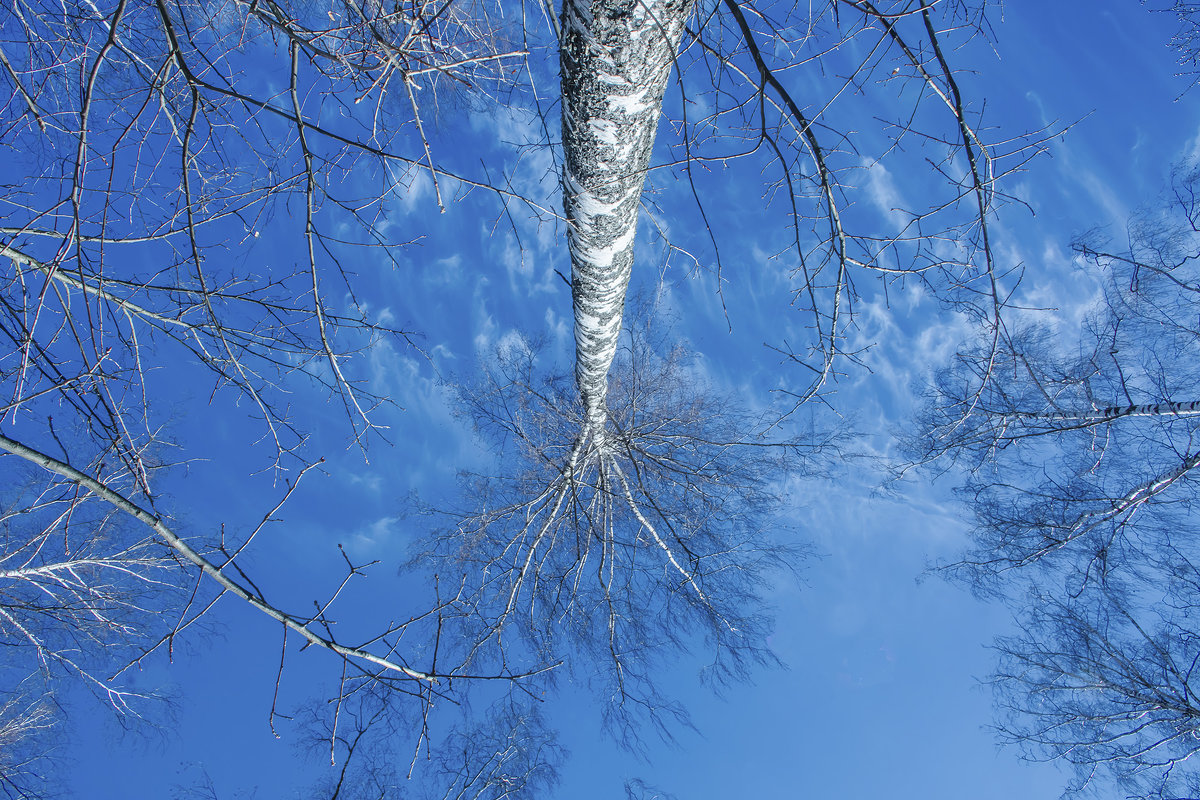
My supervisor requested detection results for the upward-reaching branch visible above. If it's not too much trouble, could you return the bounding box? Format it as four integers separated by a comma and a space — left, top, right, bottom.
0, 431, 439, 682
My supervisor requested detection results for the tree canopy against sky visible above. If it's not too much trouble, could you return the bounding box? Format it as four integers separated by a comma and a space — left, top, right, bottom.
2, 0, 1200, 798
911, 162, 1200, 799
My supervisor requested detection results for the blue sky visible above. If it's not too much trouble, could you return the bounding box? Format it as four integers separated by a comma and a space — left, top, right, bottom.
15, 1, 1200, 798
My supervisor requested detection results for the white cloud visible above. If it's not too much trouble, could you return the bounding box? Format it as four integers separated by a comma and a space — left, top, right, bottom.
495, 328, 528, 360
544, 306, 569, 347
366, 336, 420, 400
861, 158, 909, 229
1183, 124, 1200, 166
388, 163, 434, 215
472, 293, 498, 354
343, 515, 402, 559
499, 231, 534, 290
424, 254, 463, 286
374, 306, 397, 327
345, 472, 384, 493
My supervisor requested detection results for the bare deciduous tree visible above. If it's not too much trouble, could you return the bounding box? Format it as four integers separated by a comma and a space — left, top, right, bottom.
425, 309, 819, 741
0, 0, 1055, 789
910, 165, 1200, 591
623, 778, 678, 800
0, 458, 182, 798
0, 678, 56, 800
1161, 1, 1200, 92
0, 0, 542, 784
662, 0, 1053, 408
1, 466, 178, 704
909, 165, 1200, 797
282, 689, 561, 800
994, 582, 1200, 800
420, 0, 1054, 743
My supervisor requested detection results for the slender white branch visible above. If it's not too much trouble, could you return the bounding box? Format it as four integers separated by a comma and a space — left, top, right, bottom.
0, 431, 434, 682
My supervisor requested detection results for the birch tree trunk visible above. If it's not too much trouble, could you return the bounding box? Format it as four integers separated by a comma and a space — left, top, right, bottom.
560, 0, 692, 436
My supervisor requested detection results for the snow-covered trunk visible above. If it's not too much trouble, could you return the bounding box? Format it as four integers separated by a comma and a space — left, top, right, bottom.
560, 0, 691, 437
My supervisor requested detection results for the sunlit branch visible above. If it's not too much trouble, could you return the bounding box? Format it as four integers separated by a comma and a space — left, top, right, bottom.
0, 431, 436, 682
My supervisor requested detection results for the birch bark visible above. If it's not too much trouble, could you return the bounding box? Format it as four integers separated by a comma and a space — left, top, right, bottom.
1013, 399, 1200, 423
560, 0, 692, 434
